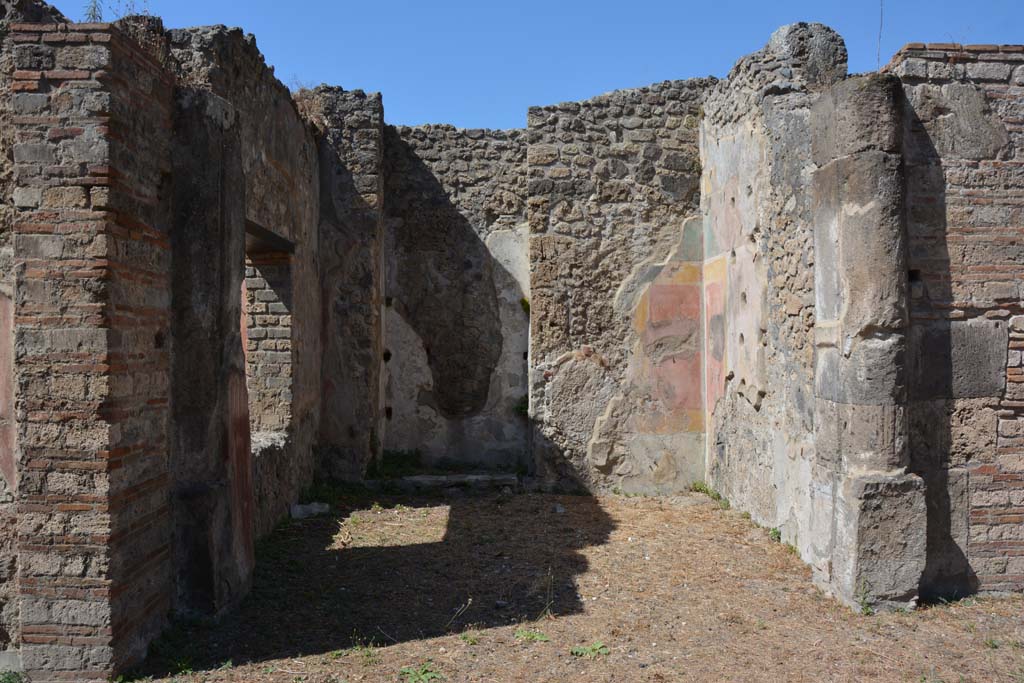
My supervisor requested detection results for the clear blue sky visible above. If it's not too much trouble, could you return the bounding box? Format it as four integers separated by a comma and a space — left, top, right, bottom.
60, 0, 1021, 129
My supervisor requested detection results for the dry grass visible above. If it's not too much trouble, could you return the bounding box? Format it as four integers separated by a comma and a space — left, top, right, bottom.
137, 490, 1024, 683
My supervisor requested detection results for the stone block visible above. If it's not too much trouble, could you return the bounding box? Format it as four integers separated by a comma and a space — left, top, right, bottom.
965, 61, 1012, 81
13, 142, 55, 164
12, 93, 48, 115
815, 335, 906, 406
811, 74, 902, 164
527, 144, 558, 166
833, 471, 927, 608
893, 57, 928, 79
908, 319, 1007, 399
12, 187, 41, 208
41, 186, 87, 208
812, 151, 906, 335
903, 83, 1010, 162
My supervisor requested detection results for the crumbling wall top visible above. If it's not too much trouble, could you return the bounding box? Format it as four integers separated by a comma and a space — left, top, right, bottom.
0, 0, 65, 24
527, 78, 716, 120
704, 22, 847, 125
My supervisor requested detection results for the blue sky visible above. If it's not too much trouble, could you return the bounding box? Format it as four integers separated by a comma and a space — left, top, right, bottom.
62, 0, 1021, 129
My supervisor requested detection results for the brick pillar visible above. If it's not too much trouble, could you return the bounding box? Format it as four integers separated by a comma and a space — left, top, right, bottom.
11, 23, 174, 680
811, 74, 927, 610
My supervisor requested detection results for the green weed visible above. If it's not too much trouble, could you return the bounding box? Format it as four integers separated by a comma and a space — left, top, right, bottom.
856, 582, 875, 617
690, 482, 728, 508
515, 628, 550, 643
399, 661, 443, 682
570, 641, 610, 658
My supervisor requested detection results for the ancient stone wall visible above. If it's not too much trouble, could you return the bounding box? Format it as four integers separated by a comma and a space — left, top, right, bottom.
383, 125, 529, 471
889, 44, 1024, 594
167, 26, 321, 541
168, 82, 253, 617
700, 24, 930, 608
0, 1, 64, 265
0, 7, 1023, 681
0, 1, 64, 665
303, 87, 386, 480
703, 27, 1024, 608
528, 80, 711, 493
10, 21, 175, 678
701, 25, 847, 548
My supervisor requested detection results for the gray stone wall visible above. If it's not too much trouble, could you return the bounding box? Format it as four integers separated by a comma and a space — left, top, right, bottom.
383, 124, 530, 471
303, 87, 386, 480
166, 25, 322, 541
528, 80, 711, 493
700, 23, 846, 581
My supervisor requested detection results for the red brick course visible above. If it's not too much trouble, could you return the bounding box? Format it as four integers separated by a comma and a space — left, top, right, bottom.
11, 23, 174, 680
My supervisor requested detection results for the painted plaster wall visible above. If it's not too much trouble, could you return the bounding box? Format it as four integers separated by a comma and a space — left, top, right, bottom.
527, 80, 712, 493
701, 25, 847, 572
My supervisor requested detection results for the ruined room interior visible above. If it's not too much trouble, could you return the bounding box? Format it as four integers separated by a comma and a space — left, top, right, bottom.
0, 0, 1021, 679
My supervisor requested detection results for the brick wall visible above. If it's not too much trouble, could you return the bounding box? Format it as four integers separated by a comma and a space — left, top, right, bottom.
890, 44, 1024, 593
244, 254, 293, 433
0, 291, 17, 658
10, 21, 174, 679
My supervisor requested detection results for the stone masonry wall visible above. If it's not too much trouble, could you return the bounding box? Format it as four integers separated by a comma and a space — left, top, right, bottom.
168, 82, 253, 618
701, 25, 848, 559
890, 44, 1024, 594
167, 25, 321, 540
303, 87, 386, 480
383, 125, 529, 471
11, 21, 175, 678
528, 80, 711, 493
0, 1, 64, 265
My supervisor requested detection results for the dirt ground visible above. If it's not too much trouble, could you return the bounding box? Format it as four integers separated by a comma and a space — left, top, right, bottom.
137, 489, 1024, 683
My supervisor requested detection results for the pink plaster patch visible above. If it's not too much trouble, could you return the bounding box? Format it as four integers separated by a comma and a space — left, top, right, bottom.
704, 280, 726, 415
648, 283, 702, 327
651, 351, 704, 411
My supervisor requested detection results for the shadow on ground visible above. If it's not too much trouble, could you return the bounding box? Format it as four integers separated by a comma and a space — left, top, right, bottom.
136, 490, 615, 676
